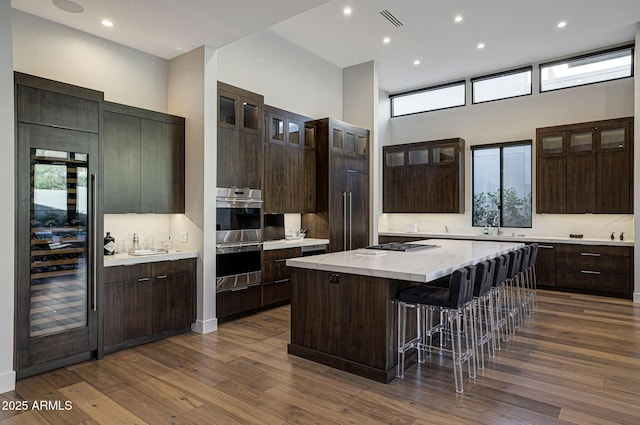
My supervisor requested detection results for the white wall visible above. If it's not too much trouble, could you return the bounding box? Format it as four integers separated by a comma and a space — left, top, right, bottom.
168, 46, 219, 333
382, 74, 635, 239
217, 30, 342, 119
634, 24, 640, 303
12, 10, 169, 112
0, 0, 16, 394
343, 61, 379, 245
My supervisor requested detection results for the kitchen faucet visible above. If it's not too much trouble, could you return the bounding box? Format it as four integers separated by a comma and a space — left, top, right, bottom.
493, 215, 502, 235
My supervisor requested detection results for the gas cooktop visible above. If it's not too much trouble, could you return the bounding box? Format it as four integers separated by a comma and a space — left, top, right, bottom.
365, 242, 439, 252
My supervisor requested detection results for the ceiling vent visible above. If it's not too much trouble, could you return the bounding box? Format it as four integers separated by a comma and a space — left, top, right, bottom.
379, 10, 403, 27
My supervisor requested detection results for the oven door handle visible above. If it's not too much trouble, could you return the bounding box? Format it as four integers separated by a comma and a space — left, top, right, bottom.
216, 200, 263, 209
216, 243, 262, 254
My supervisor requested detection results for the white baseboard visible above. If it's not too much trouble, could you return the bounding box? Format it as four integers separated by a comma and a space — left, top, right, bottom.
0, 369, 16, 395
191, 318, 218, 334
634, 292, 640, 304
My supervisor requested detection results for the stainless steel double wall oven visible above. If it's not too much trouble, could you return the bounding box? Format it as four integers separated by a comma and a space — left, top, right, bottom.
215, 188, 262, 292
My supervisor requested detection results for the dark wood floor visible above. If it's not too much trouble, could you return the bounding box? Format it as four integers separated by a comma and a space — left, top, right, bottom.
2, 290, 640, 424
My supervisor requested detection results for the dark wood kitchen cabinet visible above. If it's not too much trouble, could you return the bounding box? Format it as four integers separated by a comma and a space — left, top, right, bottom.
307, 118, 369, 252
216, 285, 261, 320
536, 117, 633, 214
262, 247, 301, 306
103, 258, 196, 353
15, 72, 104, 378
103, 264, 153, 352
303, 122, 317, 213
263, 105, 312, 213
555, 244, 631, 297
217, 82, 263, 190
534, 244, 556, 287
383, 138, 465, 213
103, 102, 185, 214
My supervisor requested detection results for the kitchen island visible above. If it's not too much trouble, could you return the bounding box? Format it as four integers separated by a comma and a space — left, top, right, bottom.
286, 239, 523, 383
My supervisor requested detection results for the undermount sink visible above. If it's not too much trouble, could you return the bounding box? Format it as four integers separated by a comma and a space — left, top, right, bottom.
129, 249, 169, 256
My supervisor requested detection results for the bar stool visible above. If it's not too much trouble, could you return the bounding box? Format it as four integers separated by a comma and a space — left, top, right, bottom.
516, 245, 532, 325
524, 243, 539, 316
472, 260, 496, 370
396, 267, 476, 393
491, 254, 510, 345
504, 248, 523, 336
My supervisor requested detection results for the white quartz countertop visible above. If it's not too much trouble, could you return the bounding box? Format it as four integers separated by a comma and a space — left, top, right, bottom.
104, 250, 198, 267
263, 238, 329, 251
286, 239, 523, 283
379, 231, 634, 247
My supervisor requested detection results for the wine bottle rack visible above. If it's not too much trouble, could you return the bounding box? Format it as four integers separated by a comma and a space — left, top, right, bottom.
29, 150, 88, 337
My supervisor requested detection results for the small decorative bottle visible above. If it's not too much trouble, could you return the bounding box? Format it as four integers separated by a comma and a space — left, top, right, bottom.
104, 232, 116, 255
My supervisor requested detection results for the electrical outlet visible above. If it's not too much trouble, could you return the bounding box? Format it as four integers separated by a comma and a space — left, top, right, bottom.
180, 230, 188, 242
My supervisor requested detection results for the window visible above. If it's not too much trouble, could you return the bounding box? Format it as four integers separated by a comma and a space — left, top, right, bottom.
472, 142, 532, 228
472, 67, 532, 103
540, 46, 633, 92
391, 81, 465, 117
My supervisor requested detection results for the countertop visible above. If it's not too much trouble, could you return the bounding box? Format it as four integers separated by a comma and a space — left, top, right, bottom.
263, 238, 329, 251
378, 231, 634, 247
104, 250, 198, 267
286, 239, 523, 283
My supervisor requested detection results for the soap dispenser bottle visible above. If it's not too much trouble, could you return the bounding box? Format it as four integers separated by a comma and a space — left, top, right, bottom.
132, 233, 140, 251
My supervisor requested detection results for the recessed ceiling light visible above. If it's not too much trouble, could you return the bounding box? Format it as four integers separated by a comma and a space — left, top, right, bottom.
52, 0, 84, 14
101, 19, 114, 27
383, 37, 391, 44
413, 60, 420, 66
557, 21, 567, 28
477, 42, 485, 49
454, 15, 463, 23
343, 7, 352, 16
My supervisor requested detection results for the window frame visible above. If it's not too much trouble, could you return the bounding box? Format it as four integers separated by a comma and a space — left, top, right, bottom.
471, 140, 532, 229
539, 45, 634, 93
390, 80, 466, 117
471, 66, 533, 104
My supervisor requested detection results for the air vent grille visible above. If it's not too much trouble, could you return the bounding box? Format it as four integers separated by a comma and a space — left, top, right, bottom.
379, 9, 403, 27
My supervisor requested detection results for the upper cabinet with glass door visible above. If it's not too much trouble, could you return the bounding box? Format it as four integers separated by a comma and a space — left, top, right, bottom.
383, 138, 465, 213
217, 82, 262, 134
536, 117, 633, 214
595, 117, 634, 213
266, 106, 304, 147
217, 82, 264, 190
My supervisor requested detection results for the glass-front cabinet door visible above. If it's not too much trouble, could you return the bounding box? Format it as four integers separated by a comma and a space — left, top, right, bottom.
599, 126, 627, 151
16, 124, 99, 378
540, 133, 564, 155
568, 130, 593, 153
30, 148, 90, 337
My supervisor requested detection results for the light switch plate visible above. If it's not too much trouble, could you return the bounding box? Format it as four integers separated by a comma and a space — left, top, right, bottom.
180, 230, 188, 242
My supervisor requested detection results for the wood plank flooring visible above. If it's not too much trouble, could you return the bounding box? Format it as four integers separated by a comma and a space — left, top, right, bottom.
2, 290, 640, 424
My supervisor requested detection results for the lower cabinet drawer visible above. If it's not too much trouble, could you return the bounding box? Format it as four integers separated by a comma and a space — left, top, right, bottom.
556, 271, 630, 295
263, 279, 291, 306
216, 284, 261, 318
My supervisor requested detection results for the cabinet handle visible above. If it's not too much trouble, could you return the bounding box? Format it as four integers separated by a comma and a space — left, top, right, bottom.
346, 169, 357, 173
91, 173, 97, 312
156, 275, 168, 279
349, 192, 352, 250
343, 192, 347, 249
274, 259, 287, 263
138, 277, 150, 282
581, 270, 601, 275
274, 278, 290, 284
581, 253, 601, 257
538, 245, 554, 249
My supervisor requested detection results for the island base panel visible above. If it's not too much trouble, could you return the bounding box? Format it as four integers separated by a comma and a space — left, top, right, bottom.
289, 268, 415, 383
